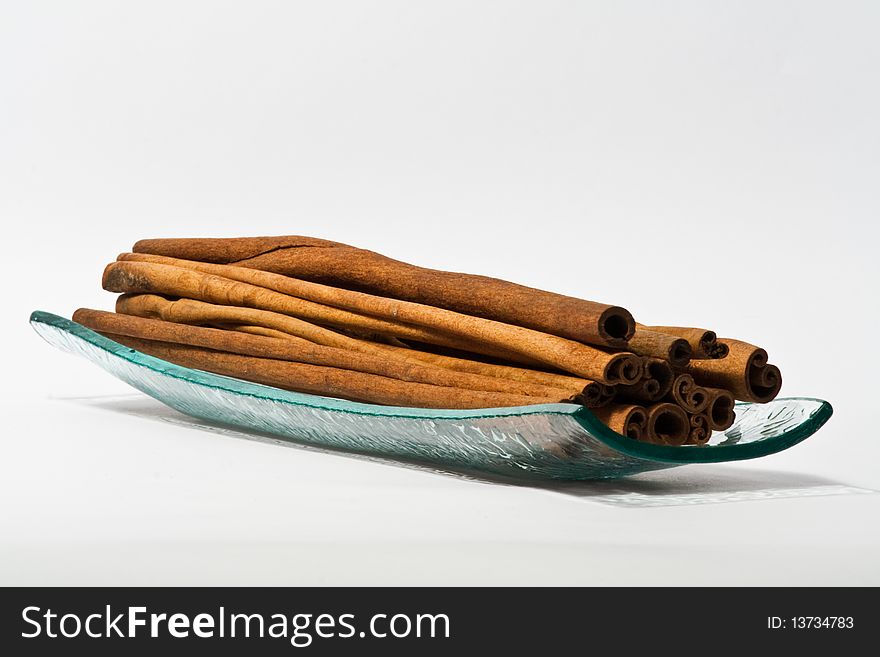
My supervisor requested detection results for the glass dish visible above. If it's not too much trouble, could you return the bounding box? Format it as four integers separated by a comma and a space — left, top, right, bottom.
30, 311, 833, 481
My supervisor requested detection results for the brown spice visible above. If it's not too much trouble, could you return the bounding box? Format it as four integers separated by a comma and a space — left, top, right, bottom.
667, 373, 710, 414
684, 339, 781, 402
131, 236, 636, 347
626, 327, 692, 367
104, 259, 643, 384
616, 357, 674, 403
642, 325, 728, 359
645, 402, 690, 445
97, 332, 561, 409
704, 387, 736, 431
74, 308, 578, 401
687, 413, 712, 445
373, 343, 610, 403
117, 294, 609, 403
591, 404, 648, 442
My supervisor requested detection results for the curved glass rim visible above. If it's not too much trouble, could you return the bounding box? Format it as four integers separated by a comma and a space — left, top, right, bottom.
30, 310, 833, 465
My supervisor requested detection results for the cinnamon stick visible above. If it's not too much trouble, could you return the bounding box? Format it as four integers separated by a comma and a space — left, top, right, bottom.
687, 413, 712, 445
595, 384, 617, 407
221, 324, 302, 340
704, 387, 735, 431
117, 254, 594, 371
591, 404, 648, 442
627, 378, 662, 401
97, 332, 561, 409
117, 293, 367, 350
117, 294, 608, 402
684, 339, 782, 403
64, 235, 790, 422
73, 308, 578, 401
626, 328, 692, 367
104, 260, 643, 384
118, 254, 559, 368
641, 325, 727, 359
644, 402, 690, 445
667, 373, 710, 413
131, 236, 636, 347
616, 357, 674, 403
118, 259, 543, 365
376, 343, 610, 402
644, 357, 675, 399
709, 342, 729, 359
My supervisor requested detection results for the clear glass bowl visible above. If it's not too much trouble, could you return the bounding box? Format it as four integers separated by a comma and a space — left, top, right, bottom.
30, 311, 832, 481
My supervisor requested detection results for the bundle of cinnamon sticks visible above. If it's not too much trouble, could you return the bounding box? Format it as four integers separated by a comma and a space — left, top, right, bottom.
71, 236, 782, 447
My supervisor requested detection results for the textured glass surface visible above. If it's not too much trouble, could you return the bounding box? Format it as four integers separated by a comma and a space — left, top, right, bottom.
30, 311, 833, 481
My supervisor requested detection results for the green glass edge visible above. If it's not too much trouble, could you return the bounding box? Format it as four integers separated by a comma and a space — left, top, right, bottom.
577, 400, 832, 464
30, 310, 833, 464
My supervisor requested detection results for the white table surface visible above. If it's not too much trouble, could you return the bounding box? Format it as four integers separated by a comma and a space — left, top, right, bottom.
2, 374, 877, 585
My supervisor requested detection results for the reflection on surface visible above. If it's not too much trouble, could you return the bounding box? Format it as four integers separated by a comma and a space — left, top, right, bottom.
57, 393, 872, 508
543, 470, 874, 507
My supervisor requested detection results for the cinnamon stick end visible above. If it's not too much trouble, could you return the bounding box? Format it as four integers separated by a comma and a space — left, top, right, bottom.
667, 338, 693, 368
598, 306, 636, 346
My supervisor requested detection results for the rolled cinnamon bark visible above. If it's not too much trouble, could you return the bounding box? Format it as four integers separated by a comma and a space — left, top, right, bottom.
118, 294, 367, 350
118, 255, 555, 368
73, 308, 578, 401
687, 413, 712, 445
704, 387, 736, 431
222, 324, 302, 340
644, 358, 675, 399
131, 236, 636, 347
596, 384, 617, 407
117, 294, 608, 401
616, 378, 662, 404
645, 402, 690, 446
667, 373, 710, 414
616, 357, 674, 403
97, 332, 561, 409
625, 328, 691, 367
591, 404, 648, 442
641, 325, 726, 359
707, 339, 729, 359
684, 339, 782, 403
118, 255, 553, 367
104, 260, 643, 384
377, 343, 609, 401
115, 261, 537, 364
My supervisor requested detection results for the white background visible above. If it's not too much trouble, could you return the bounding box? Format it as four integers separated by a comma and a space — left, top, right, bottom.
1, 1, 878, 584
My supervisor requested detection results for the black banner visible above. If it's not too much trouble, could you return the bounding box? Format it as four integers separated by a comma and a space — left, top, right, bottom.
0, 587, 872, 654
